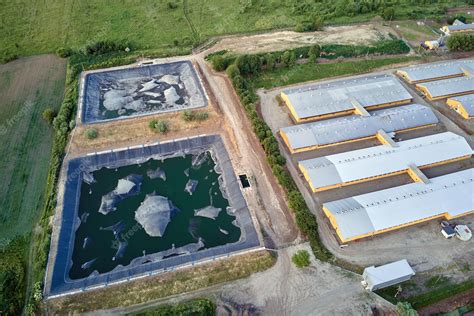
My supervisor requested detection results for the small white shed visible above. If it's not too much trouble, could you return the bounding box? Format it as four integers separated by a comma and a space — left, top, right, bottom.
362, 259, 415, 291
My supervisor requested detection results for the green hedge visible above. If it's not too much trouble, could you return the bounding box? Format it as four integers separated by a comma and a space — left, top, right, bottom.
208, 39, 409, 75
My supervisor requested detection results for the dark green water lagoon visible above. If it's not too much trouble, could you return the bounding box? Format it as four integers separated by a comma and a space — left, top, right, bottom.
69, 152, 241, 280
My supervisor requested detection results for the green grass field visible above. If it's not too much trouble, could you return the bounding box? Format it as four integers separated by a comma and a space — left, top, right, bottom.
1, 0, 469, 60
250, 56, 420, 89
0, 55, 66, 242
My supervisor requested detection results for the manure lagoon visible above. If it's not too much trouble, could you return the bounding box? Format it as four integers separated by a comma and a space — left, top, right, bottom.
70, 152, 241, 279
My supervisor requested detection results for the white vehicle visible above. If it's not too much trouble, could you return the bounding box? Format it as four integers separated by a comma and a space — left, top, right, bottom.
454, 225, 472, 241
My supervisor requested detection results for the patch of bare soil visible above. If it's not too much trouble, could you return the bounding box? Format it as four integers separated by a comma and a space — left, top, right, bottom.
209, 24, 390, 55
71, 108, 219, 157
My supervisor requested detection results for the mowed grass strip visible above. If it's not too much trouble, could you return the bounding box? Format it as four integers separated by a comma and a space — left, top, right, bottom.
0, 55, 66, 240
251, 56, 420, 89
46, 250, 276, 314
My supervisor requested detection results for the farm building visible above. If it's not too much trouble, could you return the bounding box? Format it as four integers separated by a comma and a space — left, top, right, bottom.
280, 75, 412, 123
446, 94, 474, 119
280, 104, 438, 153
396, 59, 474, 83
322, 168, 474, 243
298, 132, 472, 192
416, 76, 474, 101
362, 260, 415, 291
440, 20, 474, 35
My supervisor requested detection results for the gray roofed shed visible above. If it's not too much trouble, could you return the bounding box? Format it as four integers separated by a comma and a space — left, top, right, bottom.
363, 260, 415, 291
281, 74, 412, 121
397, 59, 474, 83
280, 104, 438, 152
416, 76, 474, 100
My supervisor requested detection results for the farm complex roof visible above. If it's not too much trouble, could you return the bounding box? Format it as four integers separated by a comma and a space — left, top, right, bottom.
298, 132, 472, 191
281, 75, 412, 121
323, 168, 474, 242
447, 94, 474, 117
416, 76, 474, 100
397, 59, 474, 83
280, 104, 438, 152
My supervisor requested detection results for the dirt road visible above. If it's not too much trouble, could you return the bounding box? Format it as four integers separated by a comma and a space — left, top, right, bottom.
92, 244, 395, 315
195, 57, 299, 246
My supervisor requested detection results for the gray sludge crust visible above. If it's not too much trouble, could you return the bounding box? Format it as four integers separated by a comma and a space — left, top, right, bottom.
194, 205, 222, 220
134, 193, 179, 237
98, 174, 142, 215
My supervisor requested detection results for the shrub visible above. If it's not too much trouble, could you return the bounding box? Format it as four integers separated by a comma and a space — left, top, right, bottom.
182, 110, 195, 122
84, 128, 98, 139
167, 2, 178, 9
396, 301, 418, 316
56, 47, 72, 58
381, 7, 395, 21
446, 34, 474, 51
149, 120, 169, 134
181, 110, 209, 122
447, 15, 467, 25
195, 112, 209, 121
292, 250, 311, 268
42, 108, 57, 126
82, 40, 131, 56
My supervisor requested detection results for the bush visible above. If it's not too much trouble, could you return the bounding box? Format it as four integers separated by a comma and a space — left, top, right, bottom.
181, 110, 209, 122
446, 34, 474, 51
195, 112, 209, 121
447, 15, 467, 25
292, 250, 311, 268
167, 2, 178, 9
42, 108, 57, 126
182, 110, 195, 122
56, 47, 72, 58
149, 120, 169, 134
396, 301, 418, 316
381, 7, 395, 21
84, 128, 98, 139
82, 40, 132, 56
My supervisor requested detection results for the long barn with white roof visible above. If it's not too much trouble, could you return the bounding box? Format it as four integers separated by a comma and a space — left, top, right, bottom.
280, 104, 438, 153
299, 132, 472, 192
280, 74, 413, 123
323, 168, 474, 243
397, 59, 474, 83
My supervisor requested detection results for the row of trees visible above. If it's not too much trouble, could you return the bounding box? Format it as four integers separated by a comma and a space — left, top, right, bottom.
226, 57, 332, 262
209, 37, 409, 75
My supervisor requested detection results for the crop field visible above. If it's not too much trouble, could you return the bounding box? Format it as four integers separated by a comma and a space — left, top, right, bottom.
0, 0, 468, 60
0, 55, 66, 242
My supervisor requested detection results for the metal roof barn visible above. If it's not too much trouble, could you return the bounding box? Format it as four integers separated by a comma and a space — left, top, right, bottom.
280, 75, 412, 122
447, 94, 474, 119
299, 132, 472, 192
416, 76, 474, 100
362, 260, 415, 291
280, 104, 438, 153
396, 59, 474, 83
322, 168, 474, 242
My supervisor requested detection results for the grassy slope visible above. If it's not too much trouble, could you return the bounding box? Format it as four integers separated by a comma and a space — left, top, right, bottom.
1, 0, 469, 59
0, 55, 66, 241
